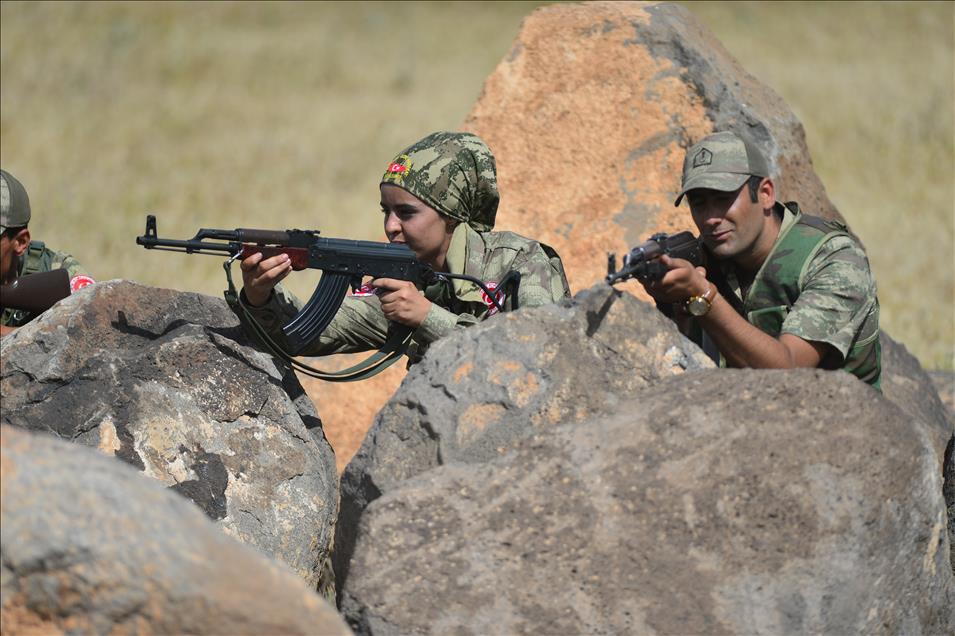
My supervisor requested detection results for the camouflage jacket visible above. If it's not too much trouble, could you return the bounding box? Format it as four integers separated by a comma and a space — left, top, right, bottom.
693, 202, 881, 388
239, 223, 570, 364
1, 240, 94, 327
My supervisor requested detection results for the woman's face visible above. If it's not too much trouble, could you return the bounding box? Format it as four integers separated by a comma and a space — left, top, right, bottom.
380, 183, 456, 270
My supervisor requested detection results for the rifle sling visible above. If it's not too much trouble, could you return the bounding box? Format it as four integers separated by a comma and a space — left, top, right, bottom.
223, 258, 412, 382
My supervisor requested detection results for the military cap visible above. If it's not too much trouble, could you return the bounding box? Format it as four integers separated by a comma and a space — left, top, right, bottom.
381, 131, 499, 232
0, 169, 31, 232
674, 131, 770, 206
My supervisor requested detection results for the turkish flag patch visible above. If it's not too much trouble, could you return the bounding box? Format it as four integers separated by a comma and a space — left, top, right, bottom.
69, 275, 95, 293
350, 283, 378, 297
481, 281, 506, 316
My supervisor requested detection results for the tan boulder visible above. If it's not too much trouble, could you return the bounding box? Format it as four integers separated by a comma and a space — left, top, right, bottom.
464, 0, 840, 296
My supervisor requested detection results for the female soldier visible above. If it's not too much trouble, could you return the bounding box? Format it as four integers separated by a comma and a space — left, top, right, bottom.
237, 131, 570, 366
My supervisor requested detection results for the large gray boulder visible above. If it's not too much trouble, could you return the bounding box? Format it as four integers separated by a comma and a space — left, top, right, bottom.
0, 425, 350, 635
881, 333, 954, 461
880, 334, 955, 575
0, 280, 337, 587
340, 370, 954, 635
336, 285, 713, 587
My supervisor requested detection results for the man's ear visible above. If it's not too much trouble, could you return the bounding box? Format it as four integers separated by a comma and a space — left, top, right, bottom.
759, 178, 776, 211
12, 228, 30, 256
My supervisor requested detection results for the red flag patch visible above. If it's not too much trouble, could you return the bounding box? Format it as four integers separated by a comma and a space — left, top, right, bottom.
69, 275, 95, 293
386, 163, 407, 174
350, 283, 379, 297
481, 281, 505, 316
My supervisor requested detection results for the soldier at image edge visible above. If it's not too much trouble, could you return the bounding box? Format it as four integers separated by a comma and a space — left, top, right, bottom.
638, 131, 882, 390
1, 169, 96, 336
236, 130, 572, 366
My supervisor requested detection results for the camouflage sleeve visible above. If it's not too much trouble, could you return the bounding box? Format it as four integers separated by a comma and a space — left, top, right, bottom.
238, 284, 387, 356
780, 235, 879, 358
513, 244, 571, 308
50, 252, 93, 280
414, 242, 570, 345
415, 304, 482, 344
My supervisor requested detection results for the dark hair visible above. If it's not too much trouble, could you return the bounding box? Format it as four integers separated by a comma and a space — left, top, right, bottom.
746, 175, 762, 203
2, 225, 27, 240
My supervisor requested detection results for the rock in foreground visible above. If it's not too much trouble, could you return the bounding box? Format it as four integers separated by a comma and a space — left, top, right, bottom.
341, 370, 953, 635
336, 285, 713, 586
0, 280, 338, 586
0, 425, 351, 636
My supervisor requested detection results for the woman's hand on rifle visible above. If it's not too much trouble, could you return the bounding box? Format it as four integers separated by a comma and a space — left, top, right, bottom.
373, 278, 432, 328
240, 252, 293, 307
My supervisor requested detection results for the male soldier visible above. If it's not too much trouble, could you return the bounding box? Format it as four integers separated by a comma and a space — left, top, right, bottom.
1, 169, 95, 336
238, 131, 570, 365
640, 131, 881, 389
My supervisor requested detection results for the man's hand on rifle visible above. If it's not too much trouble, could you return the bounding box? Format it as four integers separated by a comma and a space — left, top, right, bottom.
639, 255, 712, 305
240, 252, 293, 307
373, 278, 431, 328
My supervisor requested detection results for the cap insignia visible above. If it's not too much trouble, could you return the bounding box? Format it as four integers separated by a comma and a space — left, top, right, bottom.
692, 147, 712, 168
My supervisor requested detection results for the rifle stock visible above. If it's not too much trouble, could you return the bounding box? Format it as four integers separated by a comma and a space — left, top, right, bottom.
0, 268, 71, 314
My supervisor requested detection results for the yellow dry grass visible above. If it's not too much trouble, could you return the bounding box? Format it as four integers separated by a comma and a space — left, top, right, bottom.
1, 1, 952, 369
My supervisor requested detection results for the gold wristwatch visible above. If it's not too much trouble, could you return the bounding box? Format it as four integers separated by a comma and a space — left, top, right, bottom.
685, 285, 714, 317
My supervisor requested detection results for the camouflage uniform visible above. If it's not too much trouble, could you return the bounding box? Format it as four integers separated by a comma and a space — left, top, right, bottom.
1, 241, 94, 327
697, 203, 882, 389
1, 168, 94, 328
673, 131, 881, 389
239, 131, 570, 364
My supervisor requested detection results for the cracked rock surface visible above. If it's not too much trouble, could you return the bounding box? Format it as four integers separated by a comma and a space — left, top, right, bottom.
0, 280, 338, 587
335, 284, 714, 588
334, 287, 954, 634
340, 370, 953, 635
0, 425, 350, 635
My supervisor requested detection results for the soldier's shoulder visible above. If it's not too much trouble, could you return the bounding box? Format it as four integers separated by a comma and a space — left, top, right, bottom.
813, 232, 869, 265
803, 232, 875, 293
30, 241, 93, 281
481, 229, 538, 252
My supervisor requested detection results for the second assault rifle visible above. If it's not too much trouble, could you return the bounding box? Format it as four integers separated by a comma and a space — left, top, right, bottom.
0, 268, 71, 314
136, 215, 520, 381
605, 231, 703, 285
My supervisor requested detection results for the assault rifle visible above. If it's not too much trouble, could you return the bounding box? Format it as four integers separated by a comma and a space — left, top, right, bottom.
136, 215, 520, 380
605, 231, 703, 285
0, 268, 71, 314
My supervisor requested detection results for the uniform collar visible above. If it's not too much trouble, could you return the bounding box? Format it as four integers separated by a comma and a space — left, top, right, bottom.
718, 202, 799, 301
439, 223, 488, 303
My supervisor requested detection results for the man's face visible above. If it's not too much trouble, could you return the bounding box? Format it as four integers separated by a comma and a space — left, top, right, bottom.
0, 228, 30, 282
380, 183, 456, 270
687, 180, 774, 265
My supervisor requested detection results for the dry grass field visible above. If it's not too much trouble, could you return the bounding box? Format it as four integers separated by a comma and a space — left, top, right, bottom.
1, 1, 952, 370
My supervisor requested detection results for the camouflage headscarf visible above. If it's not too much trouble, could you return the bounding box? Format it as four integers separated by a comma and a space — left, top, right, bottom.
380, 131, 499, 232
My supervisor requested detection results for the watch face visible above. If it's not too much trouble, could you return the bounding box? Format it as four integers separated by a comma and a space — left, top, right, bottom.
687, 296, 710, 316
